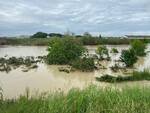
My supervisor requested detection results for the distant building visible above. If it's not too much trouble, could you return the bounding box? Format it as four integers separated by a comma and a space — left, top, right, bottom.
125, 35, 150, 39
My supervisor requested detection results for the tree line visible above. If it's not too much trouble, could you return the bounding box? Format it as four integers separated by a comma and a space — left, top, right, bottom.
30, 31, 102, 38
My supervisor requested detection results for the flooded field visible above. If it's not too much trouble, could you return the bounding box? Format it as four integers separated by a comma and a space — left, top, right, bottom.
0, 45, 150, 99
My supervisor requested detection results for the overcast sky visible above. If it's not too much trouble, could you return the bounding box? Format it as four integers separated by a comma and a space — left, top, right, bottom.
0, 0, 150, 36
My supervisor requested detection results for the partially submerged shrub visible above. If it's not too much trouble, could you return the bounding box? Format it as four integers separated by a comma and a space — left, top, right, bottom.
120, 49, 138, 67
132, 70, 150, 81
71, 57, 95, 72
110, 64, 119, 72
96, 70, 150, 83
0, 56, 43, 73
110, 48, 119, 53
0, 64, 11, 73
131, 40, 146, 56
96, 45, 109, 60
47, 38, 85, 64
96, 74, 136, 83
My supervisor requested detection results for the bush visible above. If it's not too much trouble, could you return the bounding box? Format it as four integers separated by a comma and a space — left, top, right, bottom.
81, 37, 100, 45
131, 40, 146, 56
71, 57, 95, 72
120, 49, 138, 67
110, 48, 119, 53
49, 33, 63, 38
31, 32, 48, 38
96, 70, 150, 83
96, 45, 109, 60
47, 38, 85, 64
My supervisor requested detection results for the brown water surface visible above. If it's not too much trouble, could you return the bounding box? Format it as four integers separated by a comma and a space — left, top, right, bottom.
0, 45, 150, 99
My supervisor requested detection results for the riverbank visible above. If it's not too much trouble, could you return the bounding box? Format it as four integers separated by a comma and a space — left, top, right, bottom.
0, 37, 149, 46
0, 85, 150, 113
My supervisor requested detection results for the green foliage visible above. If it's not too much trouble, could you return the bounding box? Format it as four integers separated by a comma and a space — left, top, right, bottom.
131, 40, 146, 56
99, 34, 102, 38
99, 38, 130, 45
71, 57, 95, 72
4, 38, 53, 46
1, 85, 150, 113
83, 32, 92, 38
31, 32, 48, 38
96, 45, 109, 59
0, 37, 141, 46
120, 49, 138, 67
110, 48, 119, 53
96, 70, 150, 83
120, 40, 147, 67
49, 33, 63, 38
47, 38, 85, 64
0, 56, 44, 73
81, 37, 100, 45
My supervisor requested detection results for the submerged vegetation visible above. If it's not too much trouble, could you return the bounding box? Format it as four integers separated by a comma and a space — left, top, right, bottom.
120, 40, 147, 67
70, 57, 95, 72
110, 48, 119, 53
96, 70, 150, 83
0, 85, 150, 113
131, 39, 147, 56
0, 56, 45, 73
120, 49, 138, 67
96, 45, 110, 60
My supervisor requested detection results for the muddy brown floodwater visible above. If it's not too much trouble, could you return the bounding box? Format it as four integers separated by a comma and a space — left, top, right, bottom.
0, 45, 150, 99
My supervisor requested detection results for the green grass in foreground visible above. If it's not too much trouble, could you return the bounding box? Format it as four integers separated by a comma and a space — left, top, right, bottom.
0, 85, 150, 113
96, 70, 150, 83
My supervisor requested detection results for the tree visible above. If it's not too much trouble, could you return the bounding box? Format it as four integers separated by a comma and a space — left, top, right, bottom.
120, 49, 138, 67
131, 40, 146, 56
99, 34, 102, 38
49, 33, 63, 38
31, 32, 48, 38
96, 45, 109, 60
47, 38, 85, 64
83, 32, 92, 38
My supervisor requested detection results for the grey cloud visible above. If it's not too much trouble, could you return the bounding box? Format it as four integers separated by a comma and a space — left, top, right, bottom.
0, 0, 150, 36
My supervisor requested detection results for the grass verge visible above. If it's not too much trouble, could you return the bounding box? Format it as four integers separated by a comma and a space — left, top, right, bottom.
0, 85, 150, 113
